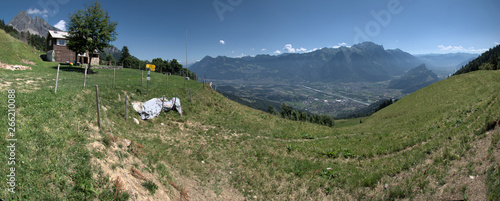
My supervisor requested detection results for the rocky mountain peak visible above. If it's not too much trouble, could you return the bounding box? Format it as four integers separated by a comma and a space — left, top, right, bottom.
7, 10, 60, 37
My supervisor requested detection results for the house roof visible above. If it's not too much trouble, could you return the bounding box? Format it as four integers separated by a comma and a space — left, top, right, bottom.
47, 30, 69, 39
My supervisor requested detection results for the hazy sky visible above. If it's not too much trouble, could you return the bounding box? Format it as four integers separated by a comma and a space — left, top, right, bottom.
1, 0, 499, 64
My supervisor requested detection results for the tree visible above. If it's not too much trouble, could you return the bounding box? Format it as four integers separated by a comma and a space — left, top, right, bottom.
280, 103, 293, 119
67, 1, 117, 67
170, 59, 183, 75
119, 46, 131, 66
106, 54, 115, 64
152, 58, 165, 73
267, 106, 276, 114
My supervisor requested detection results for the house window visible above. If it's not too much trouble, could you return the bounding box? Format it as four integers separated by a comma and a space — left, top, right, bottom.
57, 39, 67, 46
49, 40, 52, 46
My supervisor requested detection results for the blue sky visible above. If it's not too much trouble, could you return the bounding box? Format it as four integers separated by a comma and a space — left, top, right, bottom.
1, 0, 499, 64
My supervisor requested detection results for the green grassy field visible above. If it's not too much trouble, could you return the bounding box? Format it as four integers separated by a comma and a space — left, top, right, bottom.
1, 29, 499, 200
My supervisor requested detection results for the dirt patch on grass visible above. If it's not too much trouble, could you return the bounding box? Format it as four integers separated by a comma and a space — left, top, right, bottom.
7, 78, 41, 92
0, 62, 32, 70
0, 81, 13, 90
88, 136, 172, 200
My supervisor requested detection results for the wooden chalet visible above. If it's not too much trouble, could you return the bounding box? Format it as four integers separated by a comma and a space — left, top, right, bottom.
46, 30, 99, 65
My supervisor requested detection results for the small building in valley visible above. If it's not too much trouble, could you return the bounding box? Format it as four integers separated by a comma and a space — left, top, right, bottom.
46, 30, 99, 65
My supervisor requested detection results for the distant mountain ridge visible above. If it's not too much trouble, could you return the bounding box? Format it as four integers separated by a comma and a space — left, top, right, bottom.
101, 46, 122, 62
7, 10, 60, 37
416, 53, 479, 68
190, 42, 422, 83
389, 64, 439, 94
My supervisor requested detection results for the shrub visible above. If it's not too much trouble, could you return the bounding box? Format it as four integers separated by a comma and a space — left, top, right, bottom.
142, 180, 158, 195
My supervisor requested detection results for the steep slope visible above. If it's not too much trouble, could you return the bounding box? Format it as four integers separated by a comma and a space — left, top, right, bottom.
389, 64, 439, 93
190, 42, 422, 83
0, 29, 44, 65
454, 44, 500, 75
7, 10, 60, 37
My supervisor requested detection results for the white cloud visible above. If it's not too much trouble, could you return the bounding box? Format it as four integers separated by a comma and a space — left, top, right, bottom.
306, 48, 319, 53
296, 47, 307, 52
437, 45, 488, 54
283, 44, 295, 53
261, 48, 267, 51
54, 20, 66, 31
495, 42, 499, 45
274, 50, 281, 54
332, 42, 348, 48
251, 48, 255, 51
219, 40, 225, 45
437, 45, 465, 51
27, 8, 48, 18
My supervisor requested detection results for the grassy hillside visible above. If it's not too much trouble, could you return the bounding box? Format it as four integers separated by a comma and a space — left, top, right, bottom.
1, 29, 499, 200
0, 29, 45, 65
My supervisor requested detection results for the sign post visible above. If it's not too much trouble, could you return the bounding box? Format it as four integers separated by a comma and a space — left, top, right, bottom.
145, 64, 155, 96
146, 64, 150, 95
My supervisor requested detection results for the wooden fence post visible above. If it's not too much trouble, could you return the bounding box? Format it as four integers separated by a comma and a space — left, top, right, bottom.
125, 95, 128, 120
113, 68, 116, 88
83, 65, 88, 88
189, 89, 192, 102
54, 64, 60, 94
141, 70, 143, 86
95, 85, 101, 129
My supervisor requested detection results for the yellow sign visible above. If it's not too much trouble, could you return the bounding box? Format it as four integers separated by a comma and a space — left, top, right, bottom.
146, 64, 156, 71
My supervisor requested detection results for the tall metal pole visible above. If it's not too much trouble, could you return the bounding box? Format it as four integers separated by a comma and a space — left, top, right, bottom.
185, 29, 188, 71
185, 29, 188, 89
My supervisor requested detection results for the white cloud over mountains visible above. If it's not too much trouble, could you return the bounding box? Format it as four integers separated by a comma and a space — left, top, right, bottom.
27, 8, 48, 18
219, 40, 225, 45
332, 42, 349, 48
54, 20, 66, 31
437, 45, 488, 53
283, 44, 295, 53
282, 44, 308, 53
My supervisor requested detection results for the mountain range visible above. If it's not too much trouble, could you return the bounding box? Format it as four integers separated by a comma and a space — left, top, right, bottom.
7, 10, 60, 37
190, 42, 423, 83
415, 52, 478, 69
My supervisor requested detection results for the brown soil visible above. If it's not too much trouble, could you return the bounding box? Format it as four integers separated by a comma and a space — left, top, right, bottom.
0, 61, 32, 70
